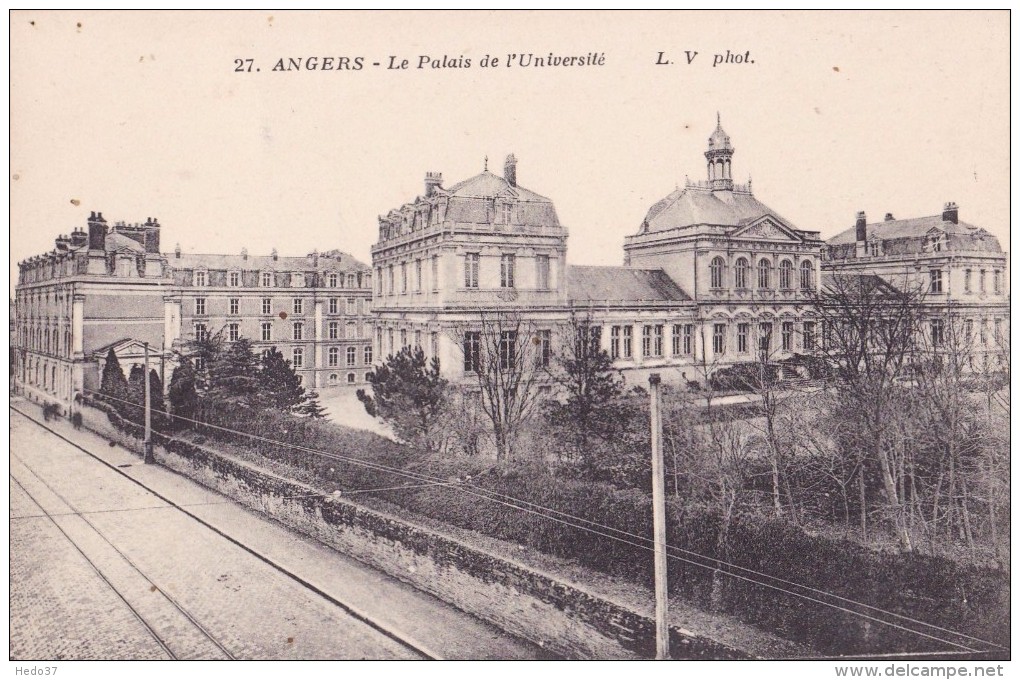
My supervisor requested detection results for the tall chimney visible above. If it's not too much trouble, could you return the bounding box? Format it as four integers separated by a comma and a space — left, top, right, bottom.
174, 243, 181, 259
855, 211, 867, 242
942, 202, 959, 224
424, 172, 443, 197
884, 213, 895, 221
504, 153, 517, 187
87, 211, 107, 250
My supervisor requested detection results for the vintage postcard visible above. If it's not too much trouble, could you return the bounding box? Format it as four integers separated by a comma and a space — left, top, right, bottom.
8, 10, 1010, 673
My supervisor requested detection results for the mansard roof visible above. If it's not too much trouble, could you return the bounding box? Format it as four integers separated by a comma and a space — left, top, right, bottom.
640, 184, 796, 234
827, 214, 1002, 252
567, 265, 692, 304
166, 251, 370, 272
446, 170, 553, 204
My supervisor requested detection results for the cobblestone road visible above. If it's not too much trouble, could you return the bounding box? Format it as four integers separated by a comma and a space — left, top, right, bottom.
10, 403, 541, 660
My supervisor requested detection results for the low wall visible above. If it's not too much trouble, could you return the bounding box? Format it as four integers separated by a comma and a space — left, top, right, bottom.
75, 400, 751, 660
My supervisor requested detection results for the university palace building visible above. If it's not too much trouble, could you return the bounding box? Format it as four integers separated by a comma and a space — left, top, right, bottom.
14, 118, 1009, 410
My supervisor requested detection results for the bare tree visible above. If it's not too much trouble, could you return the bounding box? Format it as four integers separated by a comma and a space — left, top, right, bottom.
451, 310, 545, 462
815, 272, 928, 551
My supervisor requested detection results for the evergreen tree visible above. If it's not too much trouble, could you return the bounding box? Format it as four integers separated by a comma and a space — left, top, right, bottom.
123, 363, 147, 425
148, 369, 167, 431
257, 347, 307, 412
100, 348, 128, 401
358, 346, 449, 451
205, 337, 261, 418
296, 389, 328, 419
167, 359, 199, 429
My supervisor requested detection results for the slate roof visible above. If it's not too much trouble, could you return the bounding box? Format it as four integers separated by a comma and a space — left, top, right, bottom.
105, 233, 145, 253
567, 265, 692, 303
821, 271, 903, 297
442, 171, 561, 228
827, 214, 1002, 251
641, 186, 795, 233
166, 251, 370, 272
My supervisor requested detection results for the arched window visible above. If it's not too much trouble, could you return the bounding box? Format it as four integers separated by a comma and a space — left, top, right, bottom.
710, 257, 725, 289
800, 261, 814, 290
757, 259, 771, 289
779, 260, 793, 289
735, 258, 749, 289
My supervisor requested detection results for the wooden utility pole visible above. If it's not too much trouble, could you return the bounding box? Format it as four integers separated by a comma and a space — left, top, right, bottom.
649, 373, 670, 659
143, 342, 154, 464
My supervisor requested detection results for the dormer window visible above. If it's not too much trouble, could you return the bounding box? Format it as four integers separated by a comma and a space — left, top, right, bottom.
228, 271, 241, 287
194, 270, 207, 287
347, 273, 356, 288
328, 273, 338, 288
261, 272, 273, 288
929, 233, 946, 253
292, 273, 305, 288
500, 203, 513, 225
868, 240, 880, 257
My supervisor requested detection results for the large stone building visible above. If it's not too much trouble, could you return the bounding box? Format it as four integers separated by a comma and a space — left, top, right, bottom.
166, 247, 374, 388
372, 118, 825, 384
14, 213, 171, 411
823, 204, 1009, 363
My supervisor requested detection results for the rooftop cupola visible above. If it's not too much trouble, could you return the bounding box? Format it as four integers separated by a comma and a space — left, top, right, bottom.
704, 113, 734, 191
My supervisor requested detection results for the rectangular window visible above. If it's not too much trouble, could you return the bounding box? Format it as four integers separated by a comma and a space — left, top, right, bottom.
980, 269, 986, 293
195, 323, 208, 342
499, 331, 517, 370
623, 326, 633, 358
538, 329, 552, 368
414, 330, 422, 349
931, 318, 944, 347
347, 323, 357, 340
194, 271, 207, 287
653, 325, 664, 357
261, 272, 273, 288
964, 269, 972, 293
364, 345, 373, 365
994, 270, 1002, 294
328, 273, 338, 288
293, 322, 303, 340
347, 298, 356, 314
261, 322, 272, 341
803, 321, 816, 350
501, 254, 516, 288
672, 324, 682, 356
782, 321, 794, 351
293, 298, 303, 314
758, 322, 773, 354
346, 347, 357, 367
328, 347, 339, 367
415, 259, 422, 292
431, 255, 439, 292
329, 321, 339, 340
400, 329, 407, 348
611, 326, 621, 359
501, 203, 512, 225
929, 269, 943, 294
347, 274, 357, 288
465, 253, 479, 288
229, 271, 240, 287
262, 297, 272, 315
964, 319, 974, 343
713, 323, 726, 355
292, 273, 304, 288
292, 347, 303, 368
401, 262, 408, 293
195, 298, 206, 315
993, 318, 1002, 344
229, 298, 239, 315
536, 255, 550, 290
683, 324, 694, 355
737, 323, 749, 353
329, 298, 338, 314
228, 323, 239, 342
642, 325, 652, 358
388, 265, 395, 294
463, 331, 481, 372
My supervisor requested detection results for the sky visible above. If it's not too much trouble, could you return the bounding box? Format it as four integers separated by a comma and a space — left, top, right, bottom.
9, 11, 1010, 292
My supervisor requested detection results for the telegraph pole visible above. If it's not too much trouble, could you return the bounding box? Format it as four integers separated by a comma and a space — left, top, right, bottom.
648, 373, 670, 659
143, 342, 154, 464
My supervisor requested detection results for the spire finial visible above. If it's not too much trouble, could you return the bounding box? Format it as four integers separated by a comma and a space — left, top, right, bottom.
484, 155, 488, 172
717, 111, 721, 127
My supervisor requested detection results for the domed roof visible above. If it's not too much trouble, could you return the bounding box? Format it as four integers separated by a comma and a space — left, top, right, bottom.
708, 113, 732, 151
